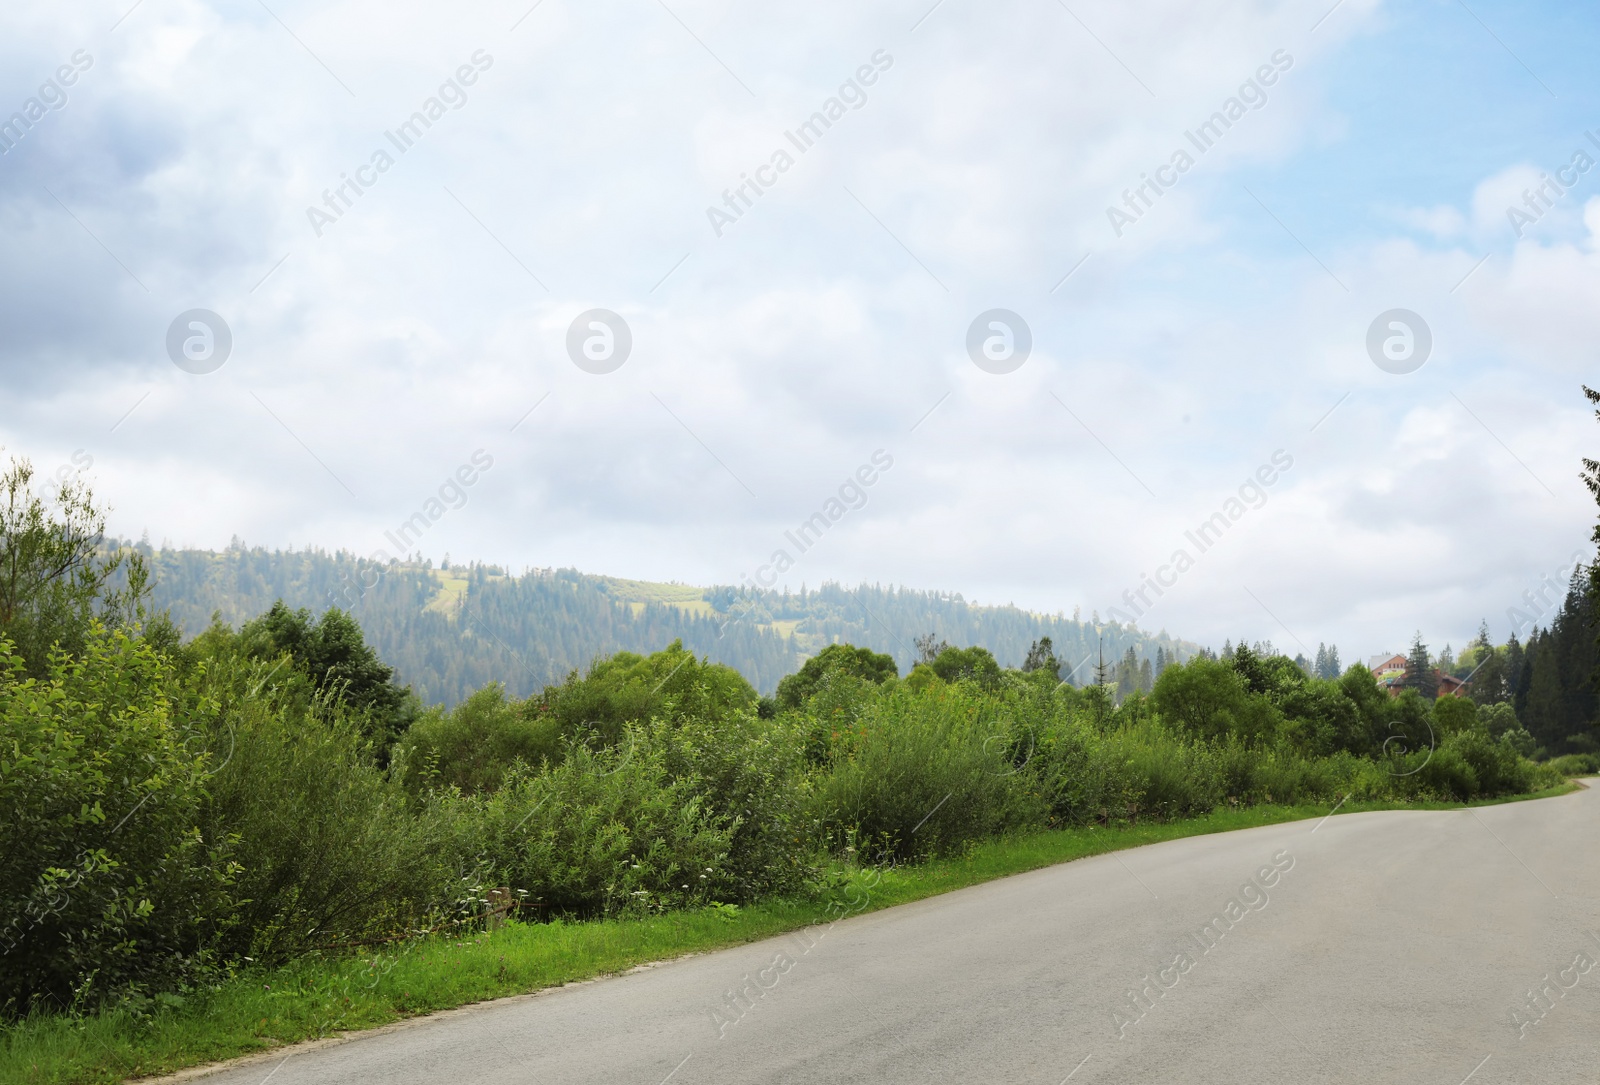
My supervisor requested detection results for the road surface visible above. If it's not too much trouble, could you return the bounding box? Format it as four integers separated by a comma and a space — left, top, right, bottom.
184, 784, 1599, 1085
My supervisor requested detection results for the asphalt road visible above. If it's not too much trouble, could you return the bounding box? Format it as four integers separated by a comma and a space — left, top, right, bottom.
187, 785, 1599, 1085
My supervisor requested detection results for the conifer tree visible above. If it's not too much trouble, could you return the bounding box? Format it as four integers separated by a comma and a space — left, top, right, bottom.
1402, 632, 1438, 700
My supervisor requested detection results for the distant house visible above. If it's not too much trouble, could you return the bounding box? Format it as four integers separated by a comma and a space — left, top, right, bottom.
1368, 654, 1469, 698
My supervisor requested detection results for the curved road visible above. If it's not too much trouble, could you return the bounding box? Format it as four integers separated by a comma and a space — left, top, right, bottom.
188, 785, 1599, 1085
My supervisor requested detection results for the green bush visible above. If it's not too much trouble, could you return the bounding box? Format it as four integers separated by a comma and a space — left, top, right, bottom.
1545, 751, 1600, 775
925, 645, 1001, 689
469, 737, 732, 916
1090, 721, 1223, 819
1404, 744, 1479, 801
1440, 729, 1536, 797
532, 641, 758, 748
194, 656, 464, 964
646, 712, 818, 900
1150, 658, 1280, 744
0, 629, 236, 1015
775, 643, 896, 711
1431, 696, 1479, 737
393, 683, 560, 795
812, 684, 1041, 860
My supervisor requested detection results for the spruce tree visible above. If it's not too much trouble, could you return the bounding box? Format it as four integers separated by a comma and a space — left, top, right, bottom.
1403, 632, 1438, 699
1117, 646, 1139, 700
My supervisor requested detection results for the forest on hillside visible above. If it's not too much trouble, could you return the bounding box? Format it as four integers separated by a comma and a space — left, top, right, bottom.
133, 541, 1195, 704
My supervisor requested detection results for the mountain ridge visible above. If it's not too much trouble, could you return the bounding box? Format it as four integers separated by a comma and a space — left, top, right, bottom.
134, 541, 1199, 704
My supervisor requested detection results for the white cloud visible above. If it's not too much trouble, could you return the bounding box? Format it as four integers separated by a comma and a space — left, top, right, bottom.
0, 0, 1594, 666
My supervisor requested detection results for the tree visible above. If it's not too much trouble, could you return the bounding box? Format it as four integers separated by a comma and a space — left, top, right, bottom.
1432, 694, 1477, 736
1517, 576, 1599, 754
926, 644, 1001, 688
1506, 634, 1529, 711
1150, 658, 1280, 744
914, 632, 950, 665
1092, 637, 1114, 688
1022, 636, 1060, 678
775, 642, 897, 711
0, 453, 152, 675
1116, 646, 1139, 700
535, 639, 758, 748
1466, 620, 1507, 705
238, 601, 415, 751
0, 627, 238, 1013
1480, 701, 1520, 739
1401, 632, 1438, 700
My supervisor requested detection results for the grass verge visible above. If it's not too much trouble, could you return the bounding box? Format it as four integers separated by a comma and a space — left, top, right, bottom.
1, 782, 1581, 1085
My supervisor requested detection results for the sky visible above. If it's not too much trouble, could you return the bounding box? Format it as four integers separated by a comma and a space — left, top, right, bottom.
1, 0, 1596, 664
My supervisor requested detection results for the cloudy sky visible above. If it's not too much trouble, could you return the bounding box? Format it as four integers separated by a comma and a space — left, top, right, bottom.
2, 0, 1596, 662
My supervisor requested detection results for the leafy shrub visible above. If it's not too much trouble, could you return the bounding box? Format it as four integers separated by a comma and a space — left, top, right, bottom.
794, 669, 889, 767
1479, 702, 1521, 739
1404, 744, 1479, 801
213, 602, 417, 754
775, 643, 896, 711
194, 656, 464, 964
1151, 658, 1281, 744
0, 629, 236, 1014
393, 683, 560, 795
469, 737, 732, 916
1545, 751, 1600, 775
646, 712, 818, 900
1431, 696, 1479, 737
925, 645, 1002, 689
1440, 729, 1537, 797
533, 641, 757, 747
1278, 680, 1370, 756
1092, 721, 1223, 818
812, 684, 1041, 860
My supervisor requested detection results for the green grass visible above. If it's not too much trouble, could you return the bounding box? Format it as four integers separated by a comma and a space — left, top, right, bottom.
0, 782, 1581, 1085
